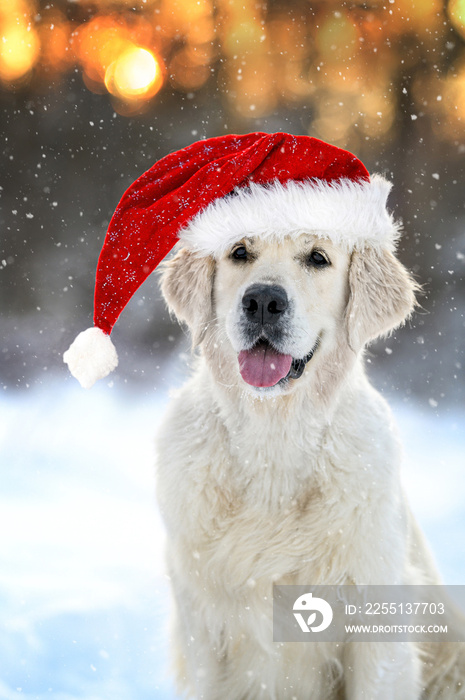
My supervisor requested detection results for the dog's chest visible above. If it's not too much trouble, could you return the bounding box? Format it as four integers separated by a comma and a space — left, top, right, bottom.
159, 386, 399, 591
184, 463, 358, 592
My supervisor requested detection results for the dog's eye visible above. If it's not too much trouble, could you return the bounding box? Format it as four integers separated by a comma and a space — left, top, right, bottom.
307, 250, 330, 268
231, 246, 248, 261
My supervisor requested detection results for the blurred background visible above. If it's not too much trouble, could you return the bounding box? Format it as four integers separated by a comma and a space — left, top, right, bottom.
0, 1, 464, 699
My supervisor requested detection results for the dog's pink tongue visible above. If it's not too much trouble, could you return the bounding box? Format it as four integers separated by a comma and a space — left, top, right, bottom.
238, 345, 292, 387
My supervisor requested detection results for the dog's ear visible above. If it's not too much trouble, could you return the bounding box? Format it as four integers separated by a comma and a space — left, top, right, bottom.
346, 246, 417, 351
160, 247, 215, 346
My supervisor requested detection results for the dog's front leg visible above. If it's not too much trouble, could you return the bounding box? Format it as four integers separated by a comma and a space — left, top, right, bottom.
343, 641, 421, 700
169, 580, 228, 700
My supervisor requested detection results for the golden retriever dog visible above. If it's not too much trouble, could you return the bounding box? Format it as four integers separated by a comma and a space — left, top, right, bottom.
157, 230, 464, 699
62, 132, 464, 700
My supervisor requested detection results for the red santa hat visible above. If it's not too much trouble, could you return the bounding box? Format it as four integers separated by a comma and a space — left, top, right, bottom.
63, 131, 401, 388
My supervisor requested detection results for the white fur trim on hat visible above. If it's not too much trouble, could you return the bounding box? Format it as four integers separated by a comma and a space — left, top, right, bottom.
179, 175, 401, 257
63, 327, 118, 389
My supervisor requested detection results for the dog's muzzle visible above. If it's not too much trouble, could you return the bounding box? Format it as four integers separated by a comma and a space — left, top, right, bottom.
238, 283, 317, 388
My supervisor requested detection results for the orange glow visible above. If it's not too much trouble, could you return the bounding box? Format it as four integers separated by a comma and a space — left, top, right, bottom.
74, 15, 155, 80
387, 0, 444, 35
0, 0, 461, 130
75, 18, 130, 83
160, 0, 212, 35
186, 16, 215, 45
441, 61, 465, 125
39, 12, 71, 72
73, 14, 162, 104
169, 47, 211, 90
224, 56, 277, 118
223, 18, 265, 56
268, 15, 309, 61
0, 21, 40, 81
105, 46, 163, 99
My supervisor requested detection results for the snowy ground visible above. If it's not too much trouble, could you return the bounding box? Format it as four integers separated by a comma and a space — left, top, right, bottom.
0, 377, 464, 699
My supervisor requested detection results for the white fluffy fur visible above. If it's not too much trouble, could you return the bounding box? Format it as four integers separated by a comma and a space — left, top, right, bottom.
179, 176, 401, 257
156, 236, 465, 700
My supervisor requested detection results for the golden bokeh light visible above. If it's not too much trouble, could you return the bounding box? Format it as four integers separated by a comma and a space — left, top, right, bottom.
158, 0, 214, 46
71, 13, 163, 104
75, 17, 132, 83
439, 59, 465, 125
38, 10, 71, 72
222, 55, 277, 118
0, 22, 40, 82
0, 0, 461, 129
222, 18, 265, 56
105, 45, 163, 99
169, 46, 211, 91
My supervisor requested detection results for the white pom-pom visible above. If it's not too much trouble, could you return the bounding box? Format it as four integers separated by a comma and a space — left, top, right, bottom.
63, 327, 118, 389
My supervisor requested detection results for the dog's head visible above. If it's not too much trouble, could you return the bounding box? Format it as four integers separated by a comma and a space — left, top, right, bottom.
160, 233, 416, 401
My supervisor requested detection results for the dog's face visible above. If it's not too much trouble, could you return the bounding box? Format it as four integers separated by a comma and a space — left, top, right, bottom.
213, 235, 350, 396
161, 231, 416, 402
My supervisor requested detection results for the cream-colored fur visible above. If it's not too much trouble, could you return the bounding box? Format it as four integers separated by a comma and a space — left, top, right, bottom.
156, 234, 464, 700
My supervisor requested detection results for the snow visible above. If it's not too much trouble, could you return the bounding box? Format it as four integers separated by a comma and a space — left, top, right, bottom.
0, 381, 464, 698
0, 382, 175, 699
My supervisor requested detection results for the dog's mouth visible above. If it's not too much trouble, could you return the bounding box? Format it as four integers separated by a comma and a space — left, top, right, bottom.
238, 339, 317, 388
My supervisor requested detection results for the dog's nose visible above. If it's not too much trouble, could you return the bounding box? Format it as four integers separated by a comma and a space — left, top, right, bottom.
242, 284, 289, 325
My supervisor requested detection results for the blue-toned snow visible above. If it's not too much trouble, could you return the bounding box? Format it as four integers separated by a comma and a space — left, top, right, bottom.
0, 380, 464, 699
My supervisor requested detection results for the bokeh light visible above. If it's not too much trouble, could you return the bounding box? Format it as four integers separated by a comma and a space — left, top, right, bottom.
105, 46, 163, 99
0, 21, 40, 82
0, 0, 463, 129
